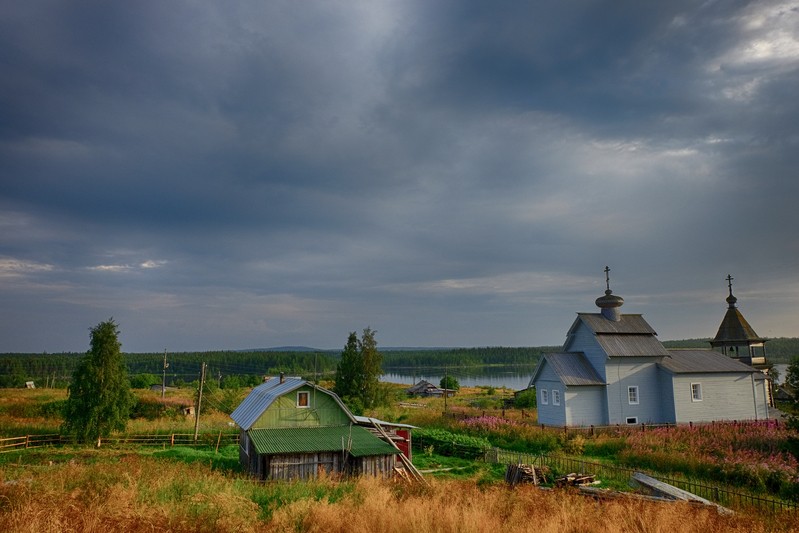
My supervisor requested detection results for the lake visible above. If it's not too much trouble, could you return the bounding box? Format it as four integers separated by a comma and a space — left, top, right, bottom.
381, 365, 534, 391
382, 363, 790, 391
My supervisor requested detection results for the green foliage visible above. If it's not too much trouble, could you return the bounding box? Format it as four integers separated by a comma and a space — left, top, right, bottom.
334, 333, 360, 404
130, 397, 167, 420
785, 356, 799, 393
130, 373, 161, 389
61, 319, 135, 443
413, 428, 491, 459
333, 328, 384, 410
150, 444, 241, 473
440, 375, 460, 391
248, 477, 356, 521
342, 395, 365, 416
0, 350, 337, 390
0, 358, 27, 388
381, 346, 551, 367
514, 388, 537, 408
411, 452, 506, 481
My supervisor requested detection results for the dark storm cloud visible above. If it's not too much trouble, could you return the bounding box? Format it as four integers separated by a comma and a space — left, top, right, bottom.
1, 1, 797, 351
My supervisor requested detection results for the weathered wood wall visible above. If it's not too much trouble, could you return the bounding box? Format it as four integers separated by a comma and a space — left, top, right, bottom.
258, 452, 397, 481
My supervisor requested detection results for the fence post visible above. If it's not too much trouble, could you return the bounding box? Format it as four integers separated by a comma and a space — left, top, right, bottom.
25, 435, 30, 449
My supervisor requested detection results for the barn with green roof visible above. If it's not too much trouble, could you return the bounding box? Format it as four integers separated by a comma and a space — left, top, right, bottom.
230, 375, 401, 480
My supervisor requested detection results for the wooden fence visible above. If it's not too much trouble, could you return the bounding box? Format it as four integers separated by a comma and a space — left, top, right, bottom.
489, 449, 798, 515
0, 431, 239, 453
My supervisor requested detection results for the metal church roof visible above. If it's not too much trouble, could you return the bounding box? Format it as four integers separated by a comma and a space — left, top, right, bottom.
659, 349, 761, 374
576, 313, 658, 335
230, 377, 355, 430
711, 307, 766, 344
248, 425, 400, 457
531, 352, 605, 387
595, 334, 671, 357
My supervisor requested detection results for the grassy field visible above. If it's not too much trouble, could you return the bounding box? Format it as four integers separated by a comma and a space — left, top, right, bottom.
1, 386, 799, 531
2, 446, 794, 532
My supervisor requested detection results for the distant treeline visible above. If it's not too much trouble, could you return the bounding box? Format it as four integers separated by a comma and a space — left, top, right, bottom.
662, 337, 799, 363
380, 346, 558, 368
0, 351, 338, 389
2, 338, 797, 388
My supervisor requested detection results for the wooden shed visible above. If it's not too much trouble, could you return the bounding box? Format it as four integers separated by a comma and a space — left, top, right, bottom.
231, 376, 402, 481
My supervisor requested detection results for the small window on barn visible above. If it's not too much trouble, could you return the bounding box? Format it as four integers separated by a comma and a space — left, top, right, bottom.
552, 389, 560, 406
541, 389, 549, 405
626, 417, 638, 425
691, 383, 703, 402
628, 386, 639, 405
297, 391, 310, 408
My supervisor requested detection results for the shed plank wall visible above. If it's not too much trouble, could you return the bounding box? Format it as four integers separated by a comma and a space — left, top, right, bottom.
261, 452, 396, 481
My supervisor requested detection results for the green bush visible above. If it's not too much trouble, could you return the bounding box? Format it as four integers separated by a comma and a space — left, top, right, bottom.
440, 376, 460, 391
413, 428, 491, 459
130, 373, 161, 389
514, 388, 537, 408
130, 397, 167, 420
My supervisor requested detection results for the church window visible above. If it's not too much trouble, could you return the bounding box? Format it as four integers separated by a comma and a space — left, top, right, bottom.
628, 386, 639, 405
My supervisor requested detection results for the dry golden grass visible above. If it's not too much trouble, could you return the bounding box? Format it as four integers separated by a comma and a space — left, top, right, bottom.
2, 454, 796, 533
270, 477, 795, 533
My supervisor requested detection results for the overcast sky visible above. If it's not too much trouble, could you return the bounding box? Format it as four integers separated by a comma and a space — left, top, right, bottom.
1, 1, 798, 353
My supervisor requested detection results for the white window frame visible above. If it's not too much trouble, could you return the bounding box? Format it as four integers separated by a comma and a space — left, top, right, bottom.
691, 383, 703, 402
628, 385, 639, 405
626, 416, 638, 425
297, 391, 310, 408
541, 389, 549, 405
552, 389, 560, 406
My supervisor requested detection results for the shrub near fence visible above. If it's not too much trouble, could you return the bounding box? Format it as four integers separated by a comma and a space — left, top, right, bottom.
0, 432, 239, 453
489, 449, 799, 515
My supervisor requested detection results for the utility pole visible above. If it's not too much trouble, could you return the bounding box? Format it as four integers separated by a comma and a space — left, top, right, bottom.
162, 349, 169, 399
194, 362, 206, 442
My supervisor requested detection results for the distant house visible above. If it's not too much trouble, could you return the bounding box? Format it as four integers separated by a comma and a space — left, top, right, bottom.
230, 375, 404, 480
530, 269, 770, 426
406, 380, 455, 398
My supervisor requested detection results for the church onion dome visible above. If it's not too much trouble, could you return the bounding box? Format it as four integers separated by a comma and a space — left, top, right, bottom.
726, 292, 738, 308
596, 266, 623, 321
595, 289, 624, 309
596, 289, 624, 321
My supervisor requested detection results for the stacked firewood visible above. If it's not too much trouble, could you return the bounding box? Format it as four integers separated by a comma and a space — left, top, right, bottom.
505, 463, 550, 486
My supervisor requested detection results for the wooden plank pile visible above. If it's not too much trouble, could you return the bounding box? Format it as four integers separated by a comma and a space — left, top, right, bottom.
555, 473, 597, 487
505, 463, 550, 486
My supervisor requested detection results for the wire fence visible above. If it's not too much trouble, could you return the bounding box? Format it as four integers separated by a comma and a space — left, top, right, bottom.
0, 431, 239, 453
489, 449, 799, 515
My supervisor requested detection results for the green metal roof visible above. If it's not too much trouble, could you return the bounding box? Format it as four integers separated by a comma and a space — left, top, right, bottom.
248, 425, 400, 458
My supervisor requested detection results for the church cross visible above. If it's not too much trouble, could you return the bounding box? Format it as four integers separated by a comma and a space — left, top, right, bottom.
726, 274, 734, 297
604, 266, 611, 292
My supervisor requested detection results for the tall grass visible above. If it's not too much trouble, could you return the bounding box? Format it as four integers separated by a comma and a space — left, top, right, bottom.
1, 450, 794, 532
